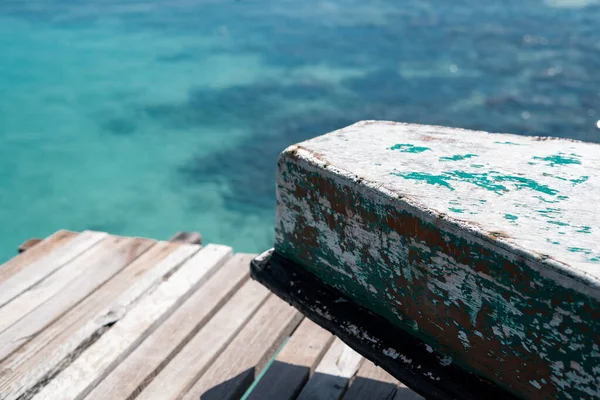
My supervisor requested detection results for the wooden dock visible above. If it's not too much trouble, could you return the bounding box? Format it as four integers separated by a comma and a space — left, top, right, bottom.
0, 230, 423, 400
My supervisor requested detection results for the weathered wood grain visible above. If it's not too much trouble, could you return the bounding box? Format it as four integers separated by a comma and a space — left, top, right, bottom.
0, 230, 77, 283
0, 235, 152, 362
134, 281, 269, 400
275, 121, 600, 399
179, 295, 303, 400
0, 240, 195, 400
31, 244, 231, 400
245, 318, 334, 400
18, 238, 42, 253
86, 253, 257, 400
296, 338, 363, 400
0, 231, 106, 308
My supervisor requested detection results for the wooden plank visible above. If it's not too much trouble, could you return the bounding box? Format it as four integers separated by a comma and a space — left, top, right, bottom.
343, 360, 405, 400
0, 241, 200, 400
0, 234, 140, 334
245, 318, 334, 400
179, 295, 303, 400
393, 384, 425, 400
169, 231, 202, 245
0, 230, 77, 283
296, 338, 363, 400
0, 231, 106, 308
18, 238, 42, 253
131, 280, 269, 400
275, 121, 600, 399
0, 235, 152, 361
31, 244, 232, 400
85, 253, 258, 400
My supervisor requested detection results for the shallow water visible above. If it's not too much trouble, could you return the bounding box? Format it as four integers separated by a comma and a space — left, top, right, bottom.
0, 0, 599, 262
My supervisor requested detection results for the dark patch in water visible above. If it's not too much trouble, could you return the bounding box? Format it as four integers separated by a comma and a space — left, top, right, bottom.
102, 118, 137, 135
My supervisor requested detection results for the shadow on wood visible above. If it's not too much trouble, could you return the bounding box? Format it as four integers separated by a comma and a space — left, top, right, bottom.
196, 362, 411, 400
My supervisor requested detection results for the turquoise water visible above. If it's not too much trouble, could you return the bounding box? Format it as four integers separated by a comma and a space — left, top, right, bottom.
1, 0, 599, 262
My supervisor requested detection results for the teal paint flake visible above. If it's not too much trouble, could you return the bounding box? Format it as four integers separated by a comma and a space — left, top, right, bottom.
542, 172, 567, 181
471, 164, 485, 168
528, 162, 537, 166
375, 163, 382, 166
548, 220, 569, 227
447, 171, 508, 195
577, 226, 592, 234
546, 238, 560, 245
591, 257, 600, 262
504, 214, 518, 221
449, 207, 465, 213
479, 199, 487, 203
494, 175, 558, 196
571, 176, 589, 185
532, 153, 582, 167
568, 247, 592, 255
390, 144, 431, 153
557, 195, 569, 200
534, 196, 560, 204
391, 172, 454, 190
494, 141, 521, 145
440, 154, 478, 161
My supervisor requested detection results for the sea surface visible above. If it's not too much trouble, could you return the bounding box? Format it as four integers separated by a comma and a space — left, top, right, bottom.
1, 0, 599, 262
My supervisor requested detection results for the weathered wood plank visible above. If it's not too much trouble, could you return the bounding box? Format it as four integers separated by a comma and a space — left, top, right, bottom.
0, 231, 107, 308
133, 280, 269, 400
169, 231, 202, 245
245, 318, 334, 400
275, 121, 600, 399
86, 253, 258, 400
18, 238, 42, 253
31, 244, 231, 400
0, 234, 134, 333
343, 360, 420, 400
0, 230, 77, 283
0, 241, 199, 400
296, 338, 363, 400
0, 235, 152, 362
179, 296, 303, 400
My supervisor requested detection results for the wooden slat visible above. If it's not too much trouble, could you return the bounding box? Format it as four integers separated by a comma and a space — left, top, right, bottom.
343, 360, 400, 400
86, 253, 258, 400
132, 280, 269, 400
296, 338, 364, 400
0, 235, 135, 334
245, 318, 334, 400
0, 241, 199, 400
18, 238, 42, 253
0, 235, 152, 362
0, 230, 77, 283
179, 296, 303, 400
0, 231, 107, 308
32, 244, 232, 400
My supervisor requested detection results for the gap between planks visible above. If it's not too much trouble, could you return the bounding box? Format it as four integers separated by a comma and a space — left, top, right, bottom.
0, 240, 200, 400
30, 244, 232, 400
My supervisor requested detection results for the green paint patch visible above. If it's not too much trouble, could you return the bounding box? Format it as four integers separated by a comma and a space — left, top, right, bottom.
577, 226, 592, 234
568, 247, 592, 255
533, 153, 582, 167
449, 207, 465, 213
534, 196, 560, 204
548, 220, 569, 227
495, 175, 558, 196
504, 214, 518, 221
390, 144, 431, 153
440, 154, 478, 161
495, 141, 521, 145
448, 171, 508, 195
375, 163, 382, 166
391, 172, 454, 190
571, 176, 589, 185
394, 169, 558, 196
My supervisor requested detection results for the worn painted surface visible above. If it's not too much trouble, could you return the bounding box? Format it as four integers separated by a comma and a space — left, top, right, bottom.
274, 121, 600, 399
